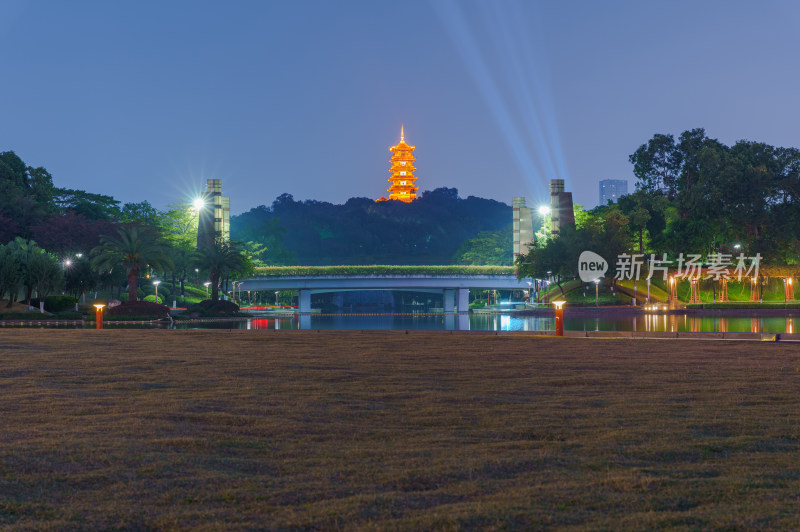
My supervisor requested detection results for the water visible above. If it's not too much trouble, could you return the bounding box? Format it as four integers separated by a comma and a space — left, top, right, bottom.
170, 312, 799, 333
6, 312, 797, 333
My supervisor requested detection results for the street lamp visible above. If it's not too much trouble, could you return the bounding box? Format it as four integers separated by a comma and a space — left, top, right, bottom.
93, 303, 105, 330
194, 268, 199, 281
153, 280, 161, 303
275, 291, 280, 307
594, 278, 600, 307
538, 205, 551, 216
204, 281, 211, 299
552, 300, 565, 337
192, 197, 205, 211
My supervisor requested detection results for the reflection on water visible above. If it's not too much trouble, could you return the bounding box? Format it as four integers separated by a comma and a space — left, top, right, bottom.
172, 313, 800, 333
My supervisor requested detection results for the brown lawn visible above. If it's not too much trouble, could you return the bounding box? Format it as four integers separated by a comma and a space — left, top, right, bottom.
0, 330, 799, 530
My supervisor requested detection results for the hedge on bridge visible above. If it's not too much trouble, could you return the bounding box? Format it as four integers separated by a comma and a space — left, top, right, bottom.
251, 265, 516, 277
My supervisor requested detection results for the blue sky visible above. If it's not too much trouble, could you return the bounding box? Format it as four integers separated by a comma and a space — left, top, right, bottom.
2, 0, 800, 213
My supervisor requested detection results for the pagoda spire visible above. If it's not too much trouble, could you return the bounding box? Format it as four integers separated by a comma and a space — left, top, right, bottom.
376, 126, 418, 203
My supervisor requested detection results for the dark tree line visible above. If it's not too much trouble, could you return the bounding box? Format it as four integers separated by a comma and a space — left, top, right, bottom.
627, 128, 800, 262
232, 187, 513, 265
519, 128, 800, 281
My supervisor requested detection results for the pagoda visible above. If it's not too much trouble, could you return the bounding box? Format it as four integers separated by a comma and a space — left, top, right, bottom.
377, 125, 418, 203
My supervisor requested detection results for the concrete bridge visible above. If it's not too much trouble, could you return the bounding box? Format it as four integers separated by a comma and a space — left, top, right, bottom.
238, 273, 533, 313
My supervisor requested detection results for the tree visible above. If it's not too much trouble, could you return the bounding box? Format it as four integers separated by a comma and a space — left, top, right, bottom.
195, 240, 250, 301
452, 228, 512, 264
54, 188, 121, 220
28, 252, 63, 304
91, 226, 172, 302
629, 134, 681, 198
64, 255, 97, 301
0, 244, 23, 306
120, 201, 160, 226
7, 238, 44, 305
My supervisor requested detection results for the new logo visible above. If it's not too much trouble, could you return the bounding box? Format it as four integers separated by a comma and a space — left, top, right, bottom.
578, 250, 608, 282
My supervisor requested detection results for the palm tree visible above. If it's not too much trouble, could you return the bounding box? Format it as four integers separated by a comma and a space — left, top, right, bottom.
195, 240, 249, 300
91, 226, 172, 302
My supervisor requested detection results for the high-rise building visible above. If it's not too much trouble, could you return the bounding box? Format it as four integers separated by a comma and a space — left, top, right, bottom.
550, 179, 574, 236
197, 179, 230, 248
512, 197, 535, 258
376, 126, 418, 203
599, 179, 628, 205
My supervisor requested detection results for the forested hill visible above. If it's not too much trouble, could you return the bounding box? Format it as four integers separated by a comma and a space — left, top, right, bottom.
231, 188, 513, 265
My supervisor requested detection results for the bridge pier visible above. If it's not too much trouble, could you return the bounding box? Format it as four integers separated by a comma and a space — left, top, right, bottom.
443, 289, 455, 313
298, 289, 311, 313
457, 288, 469, 313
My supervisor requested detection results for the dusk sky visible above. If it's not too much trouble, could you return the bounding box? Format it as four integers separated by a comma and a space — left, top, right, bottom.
3, 0, 800, 214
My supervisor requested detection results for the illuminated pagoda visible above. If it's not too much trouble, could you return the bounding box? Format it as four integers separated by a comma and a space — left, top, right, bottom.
377, 125, 418, 203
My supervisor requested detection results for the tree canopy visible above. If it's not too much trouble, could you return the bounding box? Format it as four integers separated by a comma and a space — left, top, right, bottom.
231, 188, 512, 265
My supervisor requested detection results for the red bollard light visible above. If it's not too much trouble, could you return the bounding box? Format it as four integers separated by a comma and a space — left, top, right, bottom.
94, 304, 105, 329
553, 300, 565, 337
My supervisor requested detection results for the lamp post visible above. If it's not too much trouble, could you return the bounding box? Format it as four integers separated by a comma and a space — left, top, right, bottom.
153, 280, 160, 304
93, 303, 105, 329
552, 300, 565, 337
594, 278, 600, 307
204, 281, 211, 299
275, 291, 280, 307
194, 268, 199, 282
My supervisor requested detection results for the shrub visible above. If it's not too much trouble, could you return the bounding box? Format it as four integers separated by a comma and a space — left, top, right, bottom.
190, 300, 240, 317
30, 295, 78, 313
106, 301, 170, 318
0, 312, 50, 320
144, 295, 163, 304
119, 290, 144, 303
54, 311, 83, 319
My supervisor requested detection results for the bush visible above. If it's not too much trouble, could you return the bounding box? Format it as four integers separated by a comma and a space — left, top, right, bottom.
190, 299, 240, 317
144, 295, 163, 304
0, 312, 51, 320
54, 311, 83, 319
30, 295, 78, 313
119, 290, 144, 303
106, 301, 170, 318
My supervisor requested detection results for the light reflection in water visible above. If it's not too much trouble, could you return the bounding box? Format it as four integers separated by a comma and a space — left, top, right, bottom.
192, 313, 800, 333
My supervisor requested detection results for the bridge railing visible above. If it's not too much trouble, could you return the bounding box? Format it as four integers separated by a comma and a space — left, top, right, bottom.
251, 265, 517, 277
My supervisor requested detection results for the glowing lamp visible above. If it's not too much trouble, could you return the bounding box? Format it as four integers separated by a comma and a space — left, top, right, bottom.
538, 206, 551, 216
192, 197, 205, 210
552, 300, 565, 336
93, 303, 105, 330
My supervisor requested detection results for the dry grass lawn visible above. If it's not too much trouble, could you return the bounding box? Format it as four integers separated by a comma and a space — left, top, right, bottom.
1, 330, 799, 530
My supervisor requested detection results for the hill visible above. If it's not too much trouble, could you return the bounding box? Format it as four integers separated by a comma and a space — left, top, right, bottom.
231, 188, 513, 265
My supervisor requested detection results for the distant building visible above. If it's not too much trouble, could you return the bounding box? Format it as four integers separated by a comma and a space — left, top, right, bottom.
197, 179, 230, 248
599, 179, 628, 205
376, 125, 419, 203
512, 197, 535, 258
550, 179, 574, 236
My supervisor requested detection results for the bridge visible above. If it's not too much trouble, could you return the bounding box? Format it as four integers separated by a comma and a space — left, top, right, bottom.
238, 269, 533, 314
